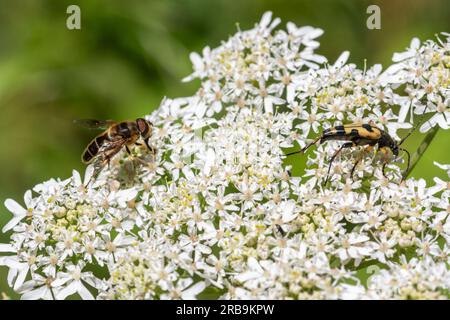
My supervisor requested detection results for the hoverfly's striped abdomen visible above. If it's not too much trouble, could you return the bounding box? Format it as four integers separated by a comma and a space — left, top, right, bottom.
82, 134, 108, 163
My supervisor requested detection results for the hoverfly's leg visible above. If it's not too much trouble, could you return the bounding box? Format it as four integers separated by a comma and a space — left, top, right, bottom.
100, 152, 112, 171
125, 145, 131, 155
144, 138, 156, 156
85, 175, 94, 187
86, 162, 102, 187
324, 142, 353, 185
144, 138, 156, 158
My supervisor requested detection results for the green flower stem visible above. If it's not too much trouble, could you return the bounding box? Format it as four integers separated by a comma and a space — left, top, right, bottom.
403, 125, 440, 179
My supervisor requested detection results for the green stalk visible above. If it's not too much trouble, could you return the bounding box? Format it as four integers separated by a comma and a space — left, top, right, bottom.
403, 125, 440, 179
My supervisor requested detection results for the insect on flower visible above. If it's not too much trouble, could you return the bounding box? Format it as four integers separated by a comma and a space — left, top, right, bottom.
75, 118, 155, 172
286, 121, 419, 184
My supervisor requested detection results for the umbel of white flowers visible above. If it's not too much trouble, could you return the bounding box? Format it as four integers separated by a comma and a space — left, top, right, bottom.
0, 12, 449, 300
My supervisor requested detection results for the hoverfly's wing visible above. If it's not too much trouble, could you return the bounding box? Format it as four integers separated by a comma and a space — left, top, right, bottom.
73, 119, 117, 130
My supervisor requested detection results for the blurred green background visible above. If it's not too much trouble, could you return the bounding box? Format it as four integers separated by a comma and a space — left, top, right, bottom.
0, 0, 448, 298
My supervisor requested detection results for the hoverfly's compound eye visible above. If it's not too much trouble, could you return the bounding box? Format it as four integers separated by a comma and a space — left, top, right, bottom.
136, 118, 148, 134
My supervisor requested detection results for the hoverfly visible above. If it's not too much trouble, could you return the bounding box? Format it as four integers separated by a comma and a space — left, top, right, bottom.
75, 118, 155, 170
286, 122, 417, 184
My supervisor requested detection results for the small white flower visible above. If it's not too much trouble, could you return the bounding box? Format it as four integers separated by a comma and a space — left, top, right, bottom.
3, 190, 34, 232
53, 263, 96, 300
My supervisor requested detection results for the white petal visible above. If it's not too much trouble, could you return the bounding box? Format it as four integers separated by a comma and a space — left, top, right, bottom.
410, 37, 420, 49
77, 282, 95, 300
189, 52, 203, 71
17, 279, 39, 293
13, 267, 29, 291
21, 286, 47, 300
434, 162, 450, 170
24, 190, 33, 206
203, 148, 215, 176
264, 97, 273, 114
84, 166, 95, 184
370, 64, 382, 76
195, 102, 207, 118
420, 115, 438, 133
4, 199, 27, 217
235, 271, 260, 282
282, 202, 296, 222
259, 11, 273, 28
72, 170, 82, 186
437, 114, 449, 129
392, 51, 415, 62
286, 84, 296, 103
348, 247, 358, 259
305, 28, 324, 39
2, 217, 25, 233
286, 22, 297, 34
333, 51, 349, 69
247, 257, 263, 273
398, 102, 411, 123
181, 281, 206, 300
56, 281, 78, 300
0, 243, 15, 252
52, 277, 71, 288
182, 166, 194, 180
7, 268, 18, 287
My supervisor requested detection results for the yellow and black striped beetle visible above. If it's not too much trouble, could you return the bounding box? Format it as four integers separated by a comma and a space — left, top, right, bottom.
287, 122, 416, 184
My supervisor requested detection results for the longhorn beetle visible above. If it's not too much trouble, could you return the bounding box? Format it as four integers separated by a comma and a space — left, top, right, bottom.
286, 121, 420, 184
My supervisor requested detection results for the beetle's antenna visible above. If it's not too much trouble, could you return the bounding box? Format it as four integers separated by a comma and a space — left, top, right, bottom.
285, 136, 321, 157
398, 107, 428, 146
285, 150, 302, 156
399, 147, 411, 181
398, 125, 417, 146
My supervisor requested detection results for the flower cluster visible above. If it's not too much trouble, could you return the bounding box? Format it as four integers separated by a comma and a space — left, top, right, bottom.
385, 36, 450, 132
1, 12, 449, 300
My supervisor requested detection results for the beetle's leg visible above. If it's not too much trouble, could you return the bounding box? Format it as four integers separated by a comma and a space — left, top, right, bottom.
382, 163, 388, 178
350, 158, 361, 180
324, 142, 353, 185
350, 145, 374, 180
398, 148, 411, 181
377, 146, 393, 179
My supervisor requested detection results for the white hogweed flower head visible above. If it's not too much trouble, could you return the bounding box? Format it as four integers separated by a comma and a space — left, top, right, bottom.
1, 12, 449, 300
